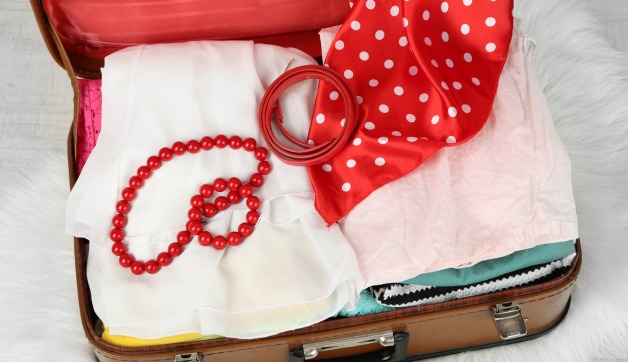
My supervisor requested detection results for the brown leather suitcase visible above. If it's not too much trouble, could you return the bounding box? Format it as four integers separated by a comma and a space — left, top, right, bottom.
30, 1, 582, 361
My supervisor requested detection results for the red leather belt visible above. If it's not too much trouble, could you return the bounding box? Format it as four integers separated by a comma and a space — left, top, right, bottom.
258, 65, 359, 166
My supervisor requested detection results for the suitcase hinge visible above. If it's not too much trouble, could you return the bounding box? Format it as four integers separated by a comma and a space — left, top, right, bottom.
174, 352, 201, 362
492, 301, 528, 340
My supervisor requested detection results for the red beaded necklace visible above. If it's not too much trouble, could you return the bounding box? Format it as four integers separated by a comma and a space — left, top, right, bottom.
109, 135, 271, 276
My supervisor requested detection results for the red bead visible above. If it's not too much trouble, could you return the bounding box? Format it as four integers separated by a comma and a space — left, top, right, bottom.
227, 191, 242, 204
128, 176, 144, 190
239, 183, 254, 197
257, 161, 272, 175
112, 214, 127, 228
157, 252, 173, 266
116, 200, 131, 214
188, 208, 202, 221
249, 173, 264, 187
227, 232, 242, 246
198, 231, 213, 246
172, 141, 186, 155
145, 260, 160, 274
254, 147, 269, 161
203, 203, 218, 218
137, 165, 152, 180
130, 261, 145, 275
200, 136, 214, 150
168, 242, 183, 256
238, 222, 253, 237
212, 236, 227, 250
147, 156, 162, 170
229, 136, 243, 149
199, 184, 214, 198
246, 210, 260, 224
109, 228, 125, 242
119, 253, 134, 268
214, 135, 228, 148
187, 140, 201, 154
121, 187, 137, 201
177, 230, 193, 244
227, 177, 241, 191
190, 195, 205, 208
242, 138, 257, 151
186, 221, 203, 235
213, 178, 227, 192
111, 242, 126, 256
215, 196, 229, 210
159, 147, 173, 161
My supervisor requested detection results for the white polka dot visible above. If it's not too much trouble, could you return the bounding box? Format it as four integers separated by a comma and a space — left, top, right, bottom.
379, 104, 389, 113
446, 59, 454, 68
391, 131, 402, 136
463, 0, 472, 5
441, 1, 449, 12
349, 1, 354, 8
390, 5, 399, 16
441, 81, 449, 90
340, 118, 346, 127
346, 159, 356, 168
378, 137, 389, 144
407, 137, 418, 142
486, 43, 496, 52
419, 93, 429, 102
406, 114, 416, 123
431, 115, 440, 124
375, 157, 386, 166
344, 70, 354, 79
472, 77, 481, 86
351, 20, 361, 30
357, 96, 364, 104
366, 0, 375, 10
307, 140, 315, 146
431, 59, 439, 68
423, 10, 430, 20
409, 66, 419, 75
342, 183, 351, 192
365, 122, 375, 130
375, 30, 385, 40
461, 24, 470, 35
322, 164, 332, 172
446, 136, 457, 144
335, 40, 345, 50
424, 37, 432, 46
453, 82, 462, 90
399, 36, 408, 47
448, 107, 457, 117
359, 51, 370, 61
329, 91, 339, 100
353, 138, 362, 146
369, 79, 379, 87
384, 59, 394, 69
464, 52, 473, 62
394, 86, 404, 95
403, 18, 409, 27
462, 104, 471, 113
442, 31, 449, 42
316, 113, 325, 124
486, 17, 496, 27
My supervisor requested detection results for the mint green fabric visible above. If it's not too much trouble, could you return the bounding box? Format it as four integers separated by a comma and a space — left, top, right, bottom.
337, 290, 394, 317
402, 240, 575, 287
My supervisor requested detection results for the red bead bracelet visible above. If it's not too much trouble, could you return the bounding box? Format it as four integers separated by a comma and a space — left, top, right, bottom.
108, 135, 271, 276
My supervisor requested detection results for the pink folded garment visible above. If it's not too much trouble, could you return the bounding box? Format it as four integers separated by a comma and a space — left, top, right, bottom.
76, 79, 102, 173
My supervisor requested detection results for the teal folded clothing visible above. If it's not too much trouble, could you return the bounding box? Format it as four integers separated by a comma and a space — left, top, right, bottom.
337, 290, 394, 317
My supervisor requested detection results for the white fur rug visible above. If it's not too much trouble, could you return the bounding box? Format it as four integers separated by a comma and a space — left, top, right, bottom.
1, 0, 627, 360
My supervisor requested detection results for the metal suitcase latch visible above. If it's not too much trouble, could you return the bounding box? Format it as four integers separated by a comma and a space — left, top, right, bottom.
302, 331, 395, 360
492, 301, 528, 340
174, 352, 201, 362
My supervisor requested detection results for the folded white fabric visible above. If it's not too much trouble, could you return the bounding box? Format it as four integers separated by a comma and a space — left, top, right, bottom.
66, 41, 364, 339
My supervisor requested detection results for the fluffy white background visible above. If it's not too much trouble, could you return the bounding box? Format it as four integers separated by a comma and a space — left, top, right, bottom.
1, 0, 627, 360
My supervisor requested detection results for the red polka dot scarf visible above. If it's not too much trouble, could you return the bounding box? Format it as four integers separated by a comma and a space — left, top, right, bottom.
308, 0, 514, 224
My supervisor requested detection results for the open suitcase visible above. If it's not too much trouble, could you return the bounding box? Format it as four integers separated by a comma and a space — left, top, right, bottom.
31, 1, 582, 361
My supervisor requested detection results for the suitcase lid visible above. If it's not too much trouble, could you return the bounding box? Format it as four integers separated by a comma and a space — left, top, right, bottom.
31, 0, 349, 78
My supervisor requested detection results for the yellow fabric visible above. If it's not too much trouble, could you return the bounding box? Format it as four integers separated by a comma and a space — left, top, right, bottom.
102, 327, 222, 347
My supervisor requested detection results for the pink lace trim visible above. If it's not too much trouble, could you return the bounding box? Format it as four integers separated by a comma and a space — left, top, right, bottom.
76, 79, 102, 174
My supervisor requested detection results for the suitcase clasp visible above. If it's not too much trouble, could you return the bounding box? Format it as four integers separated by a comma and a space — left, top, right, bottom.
174, 352, 201, 362
492, 301, 528, 340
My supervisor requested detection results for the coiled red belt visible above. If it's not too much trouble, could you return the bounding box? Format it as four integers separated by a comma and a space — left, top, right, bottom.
258, 65, 359, 166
